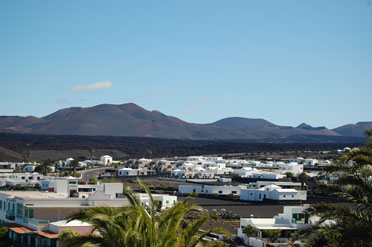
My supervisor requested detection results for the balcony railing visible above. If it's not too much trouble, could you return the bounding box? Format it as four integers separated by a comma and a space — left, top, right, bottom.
23, 216, 49, 226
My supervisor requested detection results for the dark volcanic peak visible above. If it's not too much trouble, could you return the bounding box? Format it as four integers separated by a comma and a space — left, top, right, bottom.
297, 123, 327, 131
333, 121, 372, 137
210, 117, 276, 129
42, 107, 82, 121
297, 123, 313, 129
0, 103, 370, 141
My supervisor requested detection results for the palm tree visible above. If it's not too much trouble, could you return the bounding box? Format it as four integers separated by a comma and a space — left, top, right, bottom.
60, 179, 230, 247
297, 172, 308, 190
89, 146, 95, 161
70, 159, 79, 176
35, 159, 52, 175
302, 127, 372, 247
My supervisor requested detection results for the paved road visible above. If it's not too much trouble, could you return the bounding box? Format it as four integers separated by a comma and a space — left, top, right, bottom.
80, 167, 108, 182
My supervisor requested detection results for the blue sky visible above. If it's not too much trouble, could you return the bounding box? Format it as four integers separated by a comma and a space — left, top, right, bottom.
1, 0, 371, 129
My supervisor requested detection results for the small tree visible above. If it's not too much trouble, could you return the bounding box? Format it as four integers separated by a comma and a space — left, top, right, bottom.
263, 230, 281, 243
285, 172, 294, 179
243, 225, 259, 237
0, 226, 10, 246
59, 229, 81, 247
88, 178, 98, 185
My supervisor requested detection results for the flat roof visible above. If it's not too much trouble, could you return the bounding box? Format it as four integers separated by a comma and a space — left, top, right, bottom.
10, 226, 33, 234
37, 231, 59, 239
256, 226, 297, 230
0, 191, 68, 199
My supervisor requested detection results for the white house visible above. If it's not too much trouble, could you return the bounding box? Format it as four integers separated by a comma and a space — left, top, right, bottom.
118, 168, 156, 176
178, 185, 244, 196
285, 157, 304, 164
66, 158, 74, 166
0, 173, 44, 187
23, 165, 36, 173
0, 162, 16, 173
203, 185, 242, 195
278, 162, 303, 175
118, 168, 138, 176
248, 181, 303, 189
100, 155, 113, 166
171, 159, 232, 179
233, 167, 256, 177
319, 160, 331, 167
138, 193, 177, 210
40, 177, 123, 199
240, 184, 307, 201
0, 189, 129, 247
304, 159, 319, 167
237, 205, 314, 246
250, 171, 286, 180
178, 185, 202, 194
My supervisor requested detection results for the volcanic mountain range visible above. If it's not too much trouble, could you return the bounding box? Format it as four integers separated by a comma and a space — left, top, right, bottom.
0, 103, 370, 141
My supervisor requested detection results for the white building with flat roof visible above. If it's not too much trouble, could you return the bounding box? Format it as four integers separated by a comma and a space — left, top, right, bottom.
0, 189, 129, 247
0, 162, 16, 173
278, 162, 303, 175
178, 185, 202, 194
0, 173, 44, 187
240, 184, 307, 201
250, 171, 286, 180
304, 159, 319, 167
118, 168, 156, 176
237, 204, 314, 246
178, 185, 245, 196
138, 193, 177, 210
23, 166, 36, 173
248, 181, 303, 189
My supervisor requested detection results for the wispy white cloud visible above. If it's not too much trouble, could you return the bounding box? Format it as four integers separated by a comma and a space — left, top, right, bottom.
67, 81, 112, 92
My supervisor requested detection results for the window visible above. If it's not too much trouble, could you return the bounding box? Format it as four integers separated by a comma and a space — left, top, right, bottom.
166, 200, 169, 204
16, 203, 23, 219
0, 200, 2, 210
283, 195, 286, 198
25, 208, 34, 218
232, 191, 237, 194
219, 191, 223, 194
